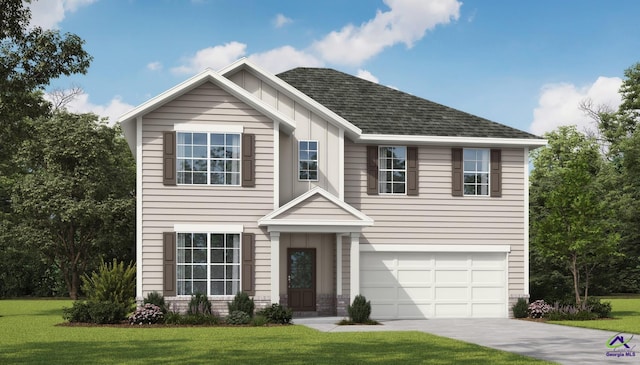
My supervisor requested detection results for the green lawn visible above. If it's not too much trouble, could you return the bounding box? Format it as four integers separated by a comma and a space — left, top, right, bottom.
0, 300, 552, 365
549, 298, 640, 334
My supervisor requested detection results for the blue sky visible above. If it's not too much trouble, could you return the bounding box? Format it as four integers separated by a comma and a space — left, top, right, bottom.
28, 0, 640, 135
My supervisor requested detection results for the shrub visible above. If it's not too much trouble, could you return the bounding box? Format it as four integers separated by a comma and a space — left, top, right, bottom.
512, 298, 529, 319
144, 292, 167, 314
586, 297, 612, 318
228, 292, 254, 318
251, 314, 268, 327
82, 259, 136, 313
62, 301, 92, 323
226, 310, 251, 325
257, 303, 293, 324
129, 303, 164, 325
163, 310, 219, 325
63, 300, 128, 324
187, 293, 212, 315
528, 299, 551, 319
163, 311, 183, 325
348, 295, 372, 323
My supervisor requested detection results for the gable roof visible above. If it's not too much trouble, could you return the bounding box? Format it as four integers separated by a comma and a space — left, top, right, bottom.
277, 67, 541, 140
258, 187, 373, 233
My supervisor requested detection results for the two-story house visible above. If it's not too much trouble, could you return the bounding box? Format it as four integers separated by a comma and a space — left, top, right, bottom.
119, 58, 546, 319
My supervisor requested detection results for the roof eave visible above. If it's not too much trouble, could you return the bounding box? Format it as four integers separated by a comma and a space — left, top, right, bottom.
357, 134, 547, 149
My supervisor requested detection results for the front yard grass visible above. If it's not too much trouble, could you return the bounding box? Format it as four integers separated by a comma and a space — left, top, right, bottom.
0, 300, 552, 364
548, 298, 640, 334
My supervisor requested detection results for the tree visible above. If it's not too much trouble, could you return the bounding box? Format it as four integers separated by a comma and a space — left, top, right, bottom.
530, 126, 620, 305
11, 112, 135, 299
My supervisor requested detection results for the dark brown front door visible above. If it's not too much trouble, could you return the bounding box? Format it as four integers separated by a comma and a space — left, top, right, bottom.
287, 248, 316, 311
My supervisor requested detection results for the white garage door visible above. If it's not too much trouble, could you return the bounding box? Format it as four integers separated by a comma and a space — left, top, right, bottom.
360, 252, 507, 319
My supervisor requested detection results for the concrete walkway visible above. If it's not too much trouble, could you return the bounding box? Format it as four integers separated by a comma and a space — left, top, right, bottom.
294, 317, 639, 365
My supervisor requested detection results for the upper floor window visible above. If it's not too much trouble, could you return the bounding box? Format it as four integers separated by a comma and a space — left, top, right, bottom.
177, 132, 240, 185
299, 140, 318, 181
463, 148, 489, 196
379, 146, 406, 194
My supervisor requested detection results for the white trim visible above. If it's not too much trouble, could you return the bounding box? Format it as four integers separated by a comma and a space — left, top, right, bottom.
358, 134, 547, 148
173, 224, 244, 233
378, 145, 408, 196
265, 225, 365, 234
270, 232, 280, 304
297, 139, 319, 182
173, 123, 243, 133
505, 250, 511, 318
135, 116, 143, 299
336, 233, 343, 296
523, 147, 530, 296
273, 122, 280, 209
338, 128, 344, 201
349, 233, 360, 302
360, 244, 511, 253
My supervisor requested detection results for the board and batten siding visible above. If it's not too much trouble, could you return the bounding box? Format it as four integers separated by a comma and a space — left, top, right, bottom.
344, 141, 527, 297
228, 69, 341, 204
140, 82, 274, 299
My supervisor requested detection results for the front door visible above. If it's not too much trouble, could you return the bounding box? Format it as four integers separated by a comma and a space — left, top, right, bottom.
287, 248, 316, 311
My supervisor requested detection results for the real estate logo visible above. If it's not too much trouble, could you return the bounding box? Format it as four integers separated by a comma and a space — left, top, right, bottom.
605, 333, 636, 358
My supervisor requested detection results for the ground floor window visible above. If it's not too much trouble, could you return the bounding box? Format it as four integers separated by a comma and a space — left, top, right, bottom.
177, 233, 240, 296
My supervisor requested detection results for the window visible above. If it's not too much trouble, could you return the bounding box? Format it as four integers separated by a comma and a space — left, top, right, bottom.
176, 132, 240, 185
299, 140, 318, 180
379, 146, 406, 194
177, 233, 241, 296
463, 148, 490, 196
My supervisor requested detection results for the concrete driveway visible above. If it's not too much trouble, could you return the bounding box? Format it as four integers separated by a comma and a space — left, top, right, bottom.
295, 317, 638, 365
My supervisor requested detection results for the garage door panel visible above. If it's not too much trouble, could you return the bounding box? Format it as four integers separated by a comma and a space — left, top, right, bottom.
398, 287, 432, 301
397, 270, 431, 283
435, 270, 467, 283
472, 270, 504, 284
361, 251, 506, 319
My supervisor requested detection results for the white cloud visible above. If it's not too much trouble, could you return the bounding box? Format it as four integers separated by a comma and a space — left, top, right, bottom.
248, 46, 323, 74
46, 91, 135, 125
171, 42, 247, 75
26, 0, 96, 29
356, 69, 379, 83
312, 0, 461, 65
530, 77, 623, 135
273, 13, 292, 28
147, 62, 162, 71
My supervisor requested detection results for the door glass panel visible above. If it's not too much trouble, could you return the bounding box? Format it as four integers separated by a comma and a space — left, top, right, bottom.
289, 251, 313, 289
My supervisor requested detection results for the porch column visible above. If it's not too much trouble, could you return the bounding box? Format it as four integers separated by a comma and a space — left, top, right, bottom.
349, 232, 360, 303
336, 234, 343, 295
270, 231, 281, 304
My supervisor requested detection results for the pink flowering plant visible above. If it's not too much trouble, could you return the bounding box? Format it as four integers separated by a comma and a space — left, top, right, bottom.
129, 303, 164, 325
528, 299, 551, 319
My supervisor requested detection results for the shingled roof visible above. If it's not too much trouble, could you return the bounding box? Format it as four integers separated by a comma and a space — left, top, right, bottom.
277, 67, 540, 140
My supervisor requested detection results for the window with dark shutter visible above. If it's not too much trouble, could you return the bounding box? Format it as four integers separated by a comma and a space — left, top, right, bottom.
241, 233, 255, 295
407, 146, 419, 196
163, 232, 177, 296
366, 145, 378, 195
163, 131, 177, 185
242, 133, 255, 187
451, 148, 463, 196
490, 149, 502, 197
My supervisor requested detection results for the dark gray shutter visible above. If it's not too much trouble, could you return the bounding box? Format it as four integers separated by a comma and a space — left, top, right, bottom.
242, 134, 255, 187
163, 131, 177, 185
241, 233, 255, 295
407, 146, 418, 196
490, 149, 502, 197
366, 146, 378, 195
452, 148, 463, 196
163, 232, 176, 296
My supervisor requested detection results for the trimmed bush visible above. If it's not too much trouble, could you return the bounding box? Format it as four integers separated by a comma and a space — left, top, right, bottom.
251, 314, 268, 327
348, 295, 372, 323
512, 298, 529, 319
226, 310, 251, 325
129, 303, 164, 325
528, 299, 551, 319
187, 293, 212, 315
86, 301, 128, 324
228, 292, 254, 318
586, 297, 612, 318
143, 292, 167, 314
258, 303, 293, 324
82, 259, 136, 314
62, 301, 92, 323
